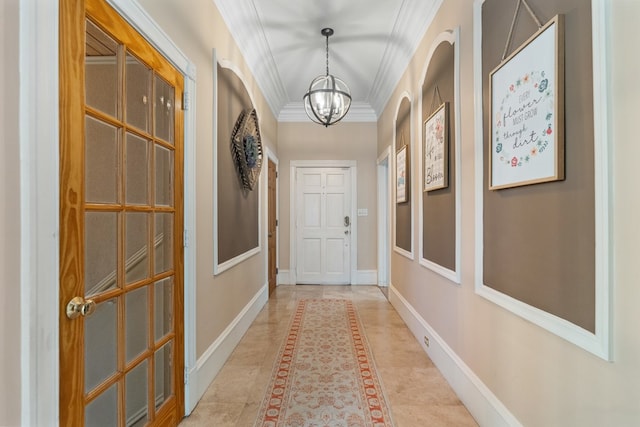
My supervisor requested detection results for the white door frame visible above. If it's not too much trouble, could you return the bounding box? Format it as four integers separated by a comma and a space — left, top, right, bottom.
289, 160, 357, 285
377, 147, 391, 286
20, 0, 197, 422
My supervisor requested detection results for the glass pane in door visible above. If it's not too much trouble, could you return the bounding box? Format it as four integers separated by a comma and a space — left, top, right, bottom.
85, 383, 118, 427
85, 19, 119, 118
125, 212, 149, 284
154, 213, 173, 274
126, 53, 151, 133
154, 341, 173, 410
126, 132, 150, 205
125, 286, 149, 362
154, 277, 173, 341
155, 144, 174, 207
85, 298, 118, 392
85, 116, 119, 204
125, 360, 149, 426
154, 76, 174, 144
85, 211, 118, 296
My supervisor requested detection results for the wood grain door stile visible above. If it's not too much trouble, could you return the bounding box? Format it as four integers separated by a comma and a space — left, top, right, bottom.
268, 159, 277, 295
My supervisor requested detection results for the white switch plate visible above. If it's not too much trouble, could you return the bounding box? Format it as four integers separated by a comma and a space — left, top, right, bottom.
357, 208, 368, 216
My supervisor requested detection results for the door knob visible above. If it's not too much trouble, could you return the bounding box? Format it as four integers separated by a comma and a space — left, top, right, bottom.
66, 296, 97, 319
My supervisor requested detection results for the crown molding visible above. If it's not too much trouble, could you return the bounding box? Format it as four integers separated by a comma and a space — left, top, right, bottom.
368, 0, 443, 116
213, 0, 443, 121
212, 0, 288, 117
278, 102, 377, 123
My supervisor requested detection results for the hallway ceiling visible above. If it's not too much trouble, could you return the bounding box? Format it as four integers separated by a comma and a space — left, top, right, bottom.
213, 0, 441, 122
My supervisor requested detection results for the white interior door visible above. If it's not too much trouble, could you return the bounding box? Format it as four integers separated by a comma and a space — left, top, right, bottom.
296, 167, 351, 284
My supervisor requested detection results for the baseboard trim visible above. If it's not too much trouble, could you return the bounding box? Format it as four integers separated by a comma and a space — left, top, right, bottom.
277, 269, 291, 285
353, 269, 377, 285
389, 284, 522, 427
185, 283, 269, 412
277, 269, 377, 286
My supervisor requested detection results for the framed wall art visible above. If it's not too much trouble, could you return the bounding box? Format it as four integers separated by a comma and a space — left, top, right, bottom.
230, 108, 263, 191
423, 102, 449, 191
489, 15, 564, 190
396, 144, 408, 203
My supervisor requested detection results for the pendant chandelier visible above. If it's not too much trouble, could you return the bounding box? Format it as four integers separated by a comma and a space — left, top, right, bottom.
303, 28, 352, 127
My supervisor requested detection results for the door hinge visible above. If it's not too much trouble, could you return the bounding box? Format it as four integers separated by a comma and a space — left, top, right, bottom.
276, 268, 279, 274
275, 219, 278, 227
184, 367, 189, 385
183, 229, 189, 248
182, 91, 190, 111
276, 171, 278, 178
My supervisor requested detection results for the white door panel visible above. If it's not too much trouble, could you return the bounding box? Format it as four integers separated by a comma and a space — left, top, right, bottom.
296, 167, 351, 284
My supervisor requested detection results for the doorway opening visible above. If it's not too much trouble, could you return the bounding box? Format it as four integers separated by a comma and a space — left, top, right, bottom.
290, 161, 357, 285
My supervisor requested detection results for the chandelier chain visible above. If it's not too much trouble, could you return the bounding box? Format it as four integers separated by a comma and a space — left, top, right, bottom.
325, 33, 329, 76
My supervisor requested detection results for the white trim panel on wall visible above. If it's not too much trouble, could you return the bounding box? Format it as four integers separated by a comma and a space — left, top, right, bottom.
472, 0, 612, 360
392, 92, 415, 260
212, 52, 262, 276
417, 29, 462, 285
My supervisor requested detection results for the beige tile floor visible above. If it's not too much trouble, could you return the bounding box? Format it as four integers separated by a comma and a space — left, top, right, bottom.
179, 285, 478, 427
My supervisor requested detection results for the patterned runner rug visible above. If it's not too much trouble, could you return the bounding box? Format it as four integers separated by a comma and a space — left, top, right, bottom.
254, 299, 395, 426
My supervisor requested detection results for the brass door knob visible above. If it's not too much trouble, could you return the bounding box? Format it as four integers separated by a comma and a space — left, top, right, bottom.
66, 296, 97, 319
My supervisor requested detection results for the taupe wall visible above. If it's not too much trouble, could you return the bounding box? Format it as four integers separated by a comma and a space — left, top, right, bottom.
216, 65, 259, 263
138, 0, 277, 358
0, 1, 21, 425
277, 122, 378, 273
421, 42, 456, 270
378, 0, 640, 425
394, 99, 412, 252
482, 0, 595, 332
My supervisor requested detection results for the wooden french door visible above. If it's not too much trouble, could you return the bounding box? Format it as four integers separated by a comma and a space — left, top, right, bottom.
59, 0, 184, 425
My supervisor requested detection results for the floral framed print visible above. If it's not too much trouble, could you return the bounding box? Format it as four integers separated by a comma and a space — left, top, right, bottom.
396, 144, 408, 203
489, 15, 564, 190
423, 102, 449, 191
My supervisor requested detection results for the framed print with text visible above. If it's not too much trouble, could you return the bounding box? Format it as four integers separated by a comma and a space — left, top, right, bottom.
396, 144, 408, 203
424, 102, 449, 191
489, 15, 564, 190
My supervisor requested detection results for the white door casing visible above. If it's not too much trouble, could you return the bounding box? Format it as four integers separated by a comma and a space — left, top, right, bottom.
294, 166, 353, 284
377, 147, 391, 286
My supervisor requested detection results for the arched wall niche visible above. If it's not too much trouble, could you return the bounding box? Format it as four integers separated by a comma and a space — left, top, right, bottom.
393, 93, 413, 257
418, 29, 461, 284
